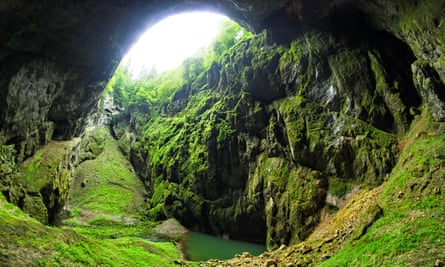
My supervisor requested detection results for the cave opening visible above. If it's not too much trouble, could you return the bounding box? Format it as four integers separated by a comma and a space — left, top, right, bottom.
90, 10, 266, 261
121, 11, 230, 78
1, 1, 444, 265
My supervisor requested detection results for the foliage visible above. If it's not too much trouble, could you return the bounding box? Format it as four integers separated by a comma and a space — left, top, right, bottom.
104, 20, 252, 222
106, 19, 251, 118
203, 20, 253, 67
102, 12, 445, 266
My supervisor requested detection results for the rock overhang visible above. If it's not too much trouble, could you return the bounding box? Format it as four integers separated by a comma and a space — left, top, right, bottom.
0, 1, 380, 72
0, 0, 443, 154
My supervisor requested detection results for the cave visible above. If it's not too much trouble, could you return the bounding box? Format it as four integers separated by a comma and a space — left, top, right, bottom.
0, 0, 444, 266
1, 0, 443, 153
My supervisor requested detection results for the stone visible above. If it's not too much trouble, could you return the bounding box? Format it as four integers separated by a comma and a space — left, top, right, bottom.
264, 259, 277, 267
0, 0, 443, 154
241, 252, 253, 258
321, 254, 331, 260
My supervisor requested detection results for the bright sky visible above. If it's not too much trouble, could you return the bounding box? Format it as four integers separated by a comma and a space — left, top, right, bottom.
122, 12, 228, 78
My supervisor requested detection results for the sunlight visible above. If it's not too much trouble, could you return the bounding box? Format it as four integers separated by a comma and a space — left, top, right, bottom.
122, 12, 228, 78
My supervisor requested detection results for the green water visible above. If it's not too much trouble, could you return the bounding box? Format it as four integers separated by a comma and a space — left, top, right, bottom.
182, 231, 266, 261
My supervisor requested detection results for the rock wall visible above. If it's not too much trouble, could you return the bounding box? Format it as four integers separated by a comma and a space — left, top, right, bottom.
110, 14, 442, 246
0, 0, 443, 249
1, 0, 443, 157
0, 138, 80, 224
0, 56, 98, 161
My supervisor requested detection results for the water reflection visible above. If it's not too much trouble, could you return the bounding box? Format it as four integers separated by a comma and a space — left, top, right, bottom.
182, 231, 266, 261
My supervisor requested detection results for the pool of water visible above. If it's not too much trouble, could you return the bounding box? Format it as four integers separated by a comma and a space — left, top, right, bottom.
181, 231, 266, 261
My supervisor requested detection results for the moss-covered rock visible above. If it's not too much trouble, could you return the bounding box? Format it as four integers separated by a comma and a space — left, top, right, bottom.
0, 145, 26, 205
78, 127, 107, 162
0, 193, 183, 266
18, 138, 80, 224
109, 25, 424, 248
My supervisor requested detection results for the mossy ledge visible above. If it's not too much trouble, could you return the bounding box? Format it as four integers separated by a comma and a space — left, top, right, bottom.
0, 193, 182, 266
0, 127, 187, 266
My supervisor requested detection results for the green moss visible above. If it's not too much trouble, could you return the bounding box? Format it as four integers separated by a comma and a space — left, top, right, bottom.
318, 111, 445, 266
0, 145, 17, 173
41, 121, 55, 145
21, 139, 78, 192
0, 145, 25, 204
22, 194, 48, 223
69, 128, 145, 221
12, 138, 80, 224
396, 0, 445, 59
275, 95, 396, 186
0, 193, 186, 266
368, 51, 409, 132
261, 157, 326, 248
327, 177, 353, 197
216, 120, 235, 149
79, 128, 107, 161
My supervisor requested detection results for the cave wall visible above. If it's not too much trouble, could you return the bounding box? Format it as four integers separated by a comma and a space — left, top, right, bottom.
0, 0, 443, 247
0, 0, 443, 157
111, 15, 439, 247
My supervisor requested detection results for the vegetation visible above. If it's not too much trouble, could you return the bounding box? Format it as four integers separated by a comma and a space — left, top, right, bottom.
107, 20, 255, 223
68, 128, 143, 219
65, 127, 153, 239
0, 192, 182, 266
107, 22, 420, 251
0, 17, 258, 267
1, 7, 444, 266
106, 19, 252, 114
0, 125, 190, 266
202, 110, 444, 267
318, 110, 445, 266
65, 15, 445, 265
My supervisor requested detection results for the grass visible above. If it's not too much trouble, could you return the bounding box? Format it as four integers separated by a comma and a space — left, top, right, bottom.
68, 127, 145, 220
317, 110, 445, 266
0, 193, 183, 266
65, 127, 161, 239
0, 127, 193, 266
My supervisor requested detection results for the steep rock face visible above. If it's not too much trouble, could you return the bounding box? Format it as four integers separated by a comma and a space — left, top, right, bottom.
1, 0, 443, 157
0, 57, 98, 161
0, 0, 443, 248
111, 23, 429, 247
0, 139, 80, 224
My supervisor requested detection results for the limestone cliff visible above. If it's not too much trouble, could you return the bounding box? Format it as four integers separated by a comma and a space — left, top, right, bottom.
110, 17, 439, 248
0, 0, 443, 160
0, 138, 80, 224
0, 0, 443, 264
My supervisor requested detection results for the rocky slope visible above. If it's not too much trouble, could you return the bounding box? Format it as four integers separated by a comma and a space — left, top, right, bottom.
0, 98, 189, 266
206, 110, 445, 266
0, 137, 80, 225
0, 192, 179, 266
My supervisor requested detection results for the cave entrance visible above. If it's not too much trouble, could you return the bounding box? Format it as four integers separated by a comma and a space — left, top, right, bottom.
101, 9, 266, 261
121, 11, 229, 78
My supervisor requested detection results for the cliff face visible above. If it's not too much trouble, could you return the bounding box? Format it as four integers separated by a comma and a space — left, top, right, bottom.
111, 13, 441, 248
0, 0, 443, 255
0, 0, 443, 158
0, 138, 80, 225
